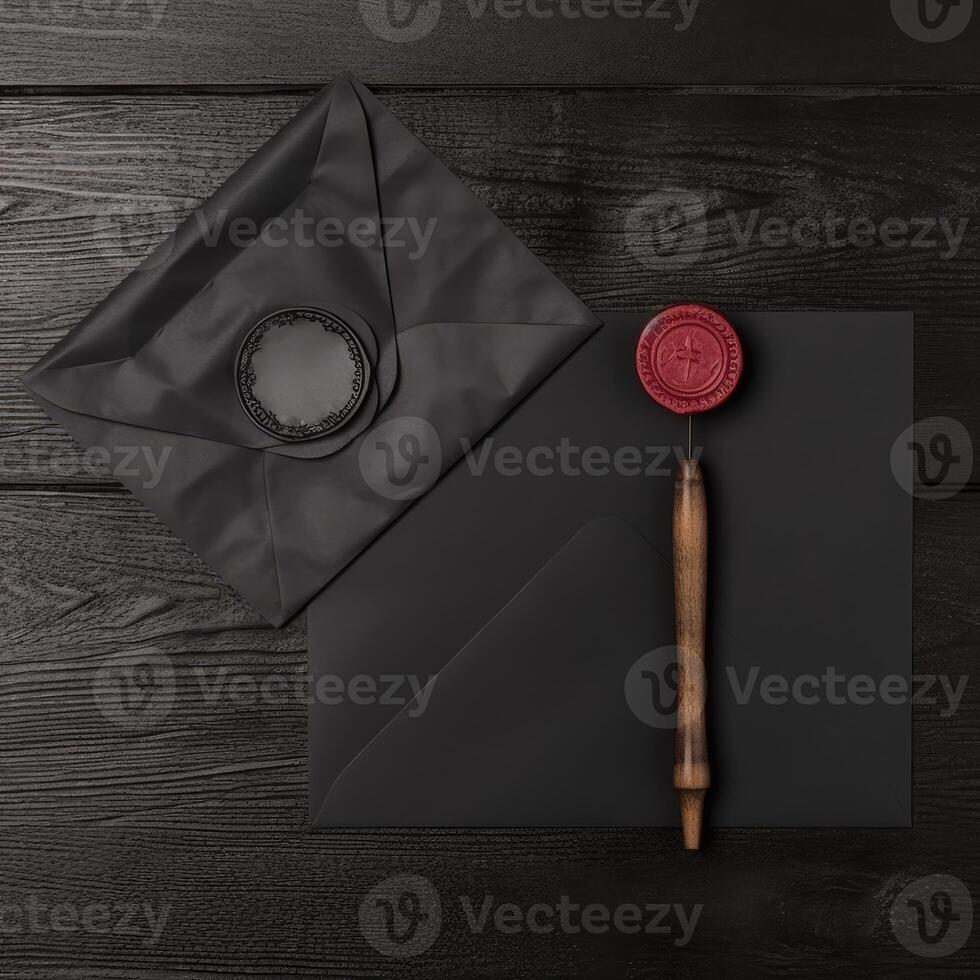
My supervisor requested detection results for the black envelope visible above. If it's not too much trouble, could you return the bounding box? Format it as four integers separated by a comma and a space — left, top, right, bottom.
23, 74, 599, 625
309, 312, 913, 828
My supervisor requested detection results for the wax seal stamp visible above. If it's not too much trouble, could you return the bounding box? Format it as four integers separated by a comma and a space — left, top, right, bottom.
635, 303, 742, 415
635, 303, 745, 850
237, 308, 370, 441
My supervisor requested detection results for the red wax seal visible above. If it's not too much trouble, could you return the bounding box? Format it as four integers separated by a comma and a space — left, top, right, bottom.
635, 304, 743, 415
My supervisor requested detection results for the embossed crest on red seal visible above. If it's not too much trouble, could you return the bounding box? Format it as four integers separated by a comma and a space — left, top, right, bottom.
635, 304, 743, 415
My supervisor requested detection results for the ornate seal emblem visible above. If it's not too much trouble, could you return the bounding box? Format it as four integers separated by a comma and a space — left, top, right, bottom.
635, 304, 743, 415
237, 308, 370, 441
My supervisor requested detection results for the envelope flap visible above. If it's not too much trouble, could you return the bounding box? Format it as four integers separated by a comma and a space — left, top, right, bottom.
312, 518, 676, 827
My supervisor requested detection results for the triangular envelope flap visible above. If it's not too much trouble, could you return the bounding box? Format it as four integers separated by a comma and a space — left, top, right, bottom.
24, 78, 395, 455
351, 77, 598, 331
314, 518, 676, 827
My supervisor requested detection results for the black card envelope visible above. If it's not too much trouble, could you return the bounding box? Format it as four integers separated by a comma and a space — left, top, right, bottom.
22, 74, 598, 625
309, 311, 912, 828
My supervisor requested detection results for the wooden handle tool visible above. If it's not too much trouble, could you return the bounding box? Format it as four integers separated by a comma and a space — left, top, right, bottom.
672, 456, 710, 850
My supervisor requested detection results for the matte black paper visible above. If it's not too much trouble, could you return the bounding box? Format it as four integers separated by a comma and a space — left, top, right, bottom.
308, 312, 913, 828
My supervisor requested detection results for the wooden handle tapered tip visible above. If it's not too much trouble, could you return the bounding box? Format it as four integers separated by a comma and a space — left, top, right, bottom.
677, 789, 706, 850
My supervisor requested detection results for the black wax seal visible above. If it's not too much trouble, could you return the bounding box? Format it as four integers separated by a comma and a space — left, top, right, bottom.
237, 308, 370, 441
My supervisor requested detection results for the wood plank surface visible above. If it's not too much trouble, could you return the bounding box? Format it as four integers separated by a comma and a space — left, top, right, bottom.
0, 0, 978, 87
0, 827, 976, 978
2, 91, 979, 484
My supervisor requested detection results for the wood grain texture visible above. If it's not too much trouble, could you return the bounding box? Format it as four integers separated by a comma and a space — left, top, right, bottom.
0, 827, 976, 978
0, 0, 977, 87
2, 91, 980, 484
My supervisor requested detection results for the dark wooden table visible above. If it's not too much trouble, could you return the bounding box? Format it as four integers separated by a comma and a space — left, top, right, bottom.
1, 2, 978, 976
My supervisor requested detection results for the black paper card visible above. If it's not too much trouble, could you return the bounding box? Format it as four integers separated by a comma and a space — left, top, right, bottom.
309, 311, 912, 828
